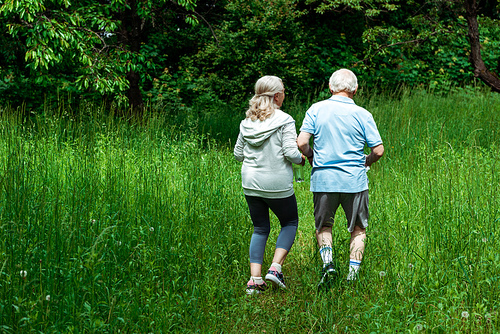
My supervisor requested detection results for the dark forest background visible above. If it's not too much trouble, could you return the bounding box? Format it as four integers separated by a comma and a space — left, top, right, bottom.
1, 0, 499, 111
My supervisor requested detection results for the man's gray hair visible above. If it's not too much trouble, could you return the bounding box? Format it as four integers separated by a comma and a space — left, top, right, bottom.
329, 69, 358, 94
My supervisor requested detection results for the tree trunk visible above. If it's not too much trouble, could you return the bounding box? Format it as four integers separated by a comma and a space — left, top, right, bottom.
126, 70, 143, 112
464, 0, 500, 92
120, 0, 144, 112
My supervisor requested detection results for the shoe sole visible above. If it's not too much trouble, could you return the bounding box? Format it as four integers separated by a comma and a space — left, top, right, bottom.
265, 273, 286, 289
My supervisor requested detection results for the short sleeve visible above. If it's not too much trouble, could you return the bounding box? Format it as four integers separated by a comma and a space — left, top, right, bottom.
300, 107, 316, 134
363, 114, 383, 148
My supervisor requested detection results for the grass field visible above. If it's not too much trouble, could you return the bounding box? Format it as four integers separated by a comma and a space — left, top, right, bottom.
1, 88, 500, 333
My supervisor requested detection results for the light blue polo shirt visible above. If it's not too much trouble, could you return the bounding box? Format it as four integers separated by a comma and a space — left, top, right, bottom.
300, 95, 382, 193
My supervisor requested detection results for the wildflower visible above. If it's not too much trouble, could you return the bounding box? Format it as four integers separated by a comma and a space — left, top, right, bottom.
414, 324, 423, 331
91, 219, 96, 224
408, 263, 414, 269
462, 311, 469, 319
116, 241, 122, 246
20, 270, 27, 278
46, 295, 50, 301
149, 227, 154, 232
379, 271, 386, 278
482, 238, 487, 243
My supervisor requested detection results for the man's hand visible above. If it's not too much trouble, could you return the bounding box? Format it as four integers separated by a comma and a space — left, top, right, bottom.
307, 155, 313, 166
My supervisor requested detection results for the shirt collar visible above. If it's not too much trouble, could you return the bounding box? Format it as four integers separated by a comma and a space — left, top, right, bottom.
328, 95, 355, 104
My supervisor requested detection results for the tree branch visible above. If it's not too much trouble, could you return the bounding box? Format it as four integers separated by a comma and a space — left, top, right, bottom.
356, 30, 449, 65
193, 9, 221, 48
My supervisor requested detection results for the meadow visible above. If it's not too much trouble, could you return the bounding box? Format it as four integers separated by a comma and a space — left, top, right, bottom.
0, 87, 500, 333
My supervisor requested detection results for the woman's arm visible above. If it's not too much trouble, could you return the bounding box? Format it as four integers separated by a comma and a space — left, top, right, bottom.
281, 122, 303, 164
233, 132, 245, 162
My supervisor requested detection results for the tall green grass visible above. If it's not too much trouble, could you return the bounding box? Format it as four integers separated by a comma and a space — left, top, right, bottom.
0, 89, 499, 333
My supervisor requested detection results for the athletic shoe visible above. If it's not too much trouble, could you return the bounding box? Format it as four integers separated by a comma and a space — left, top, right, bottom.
265, 267, 286, 289
246, 280, 268, 295
317, 263, 337, 291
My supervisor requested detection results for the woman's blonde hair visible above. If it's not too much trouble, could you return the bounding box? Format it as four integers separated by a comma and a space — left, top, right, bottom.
246, 76, 284, 121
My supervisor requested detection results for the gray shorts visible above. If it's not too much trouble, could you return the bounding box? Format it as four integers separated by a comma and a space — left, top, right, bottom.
313, 190, 369, 233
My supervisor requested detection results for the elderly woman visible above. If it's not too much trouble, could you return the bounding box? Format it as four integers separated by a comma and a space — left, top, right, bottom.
234, 75, 305, 295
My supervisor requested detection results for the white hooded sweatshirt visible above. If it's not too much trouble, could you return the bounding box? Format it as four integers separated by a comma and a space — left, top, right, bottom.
234, 109, 303, 199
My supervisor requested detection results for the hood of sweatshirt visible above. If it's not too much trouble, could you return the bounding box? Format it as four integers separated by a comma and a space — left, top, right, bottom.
239, 109, 295, 147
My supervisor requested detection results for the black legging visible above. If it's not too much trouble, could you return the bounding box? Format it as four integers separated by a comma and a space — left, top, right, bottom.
245, 194, 299, 264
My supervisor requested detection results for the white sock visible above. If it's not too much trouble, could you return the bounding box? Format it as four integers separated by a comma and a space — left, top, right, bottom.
347, 259, 361, 280
250, 276, 264, 285
270, 262, 282, 273
319, 246, 333, 267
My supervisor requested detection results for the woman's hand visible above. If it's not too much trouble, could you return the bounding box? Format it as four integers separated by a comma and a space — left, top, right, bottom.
300, 154, 306, 166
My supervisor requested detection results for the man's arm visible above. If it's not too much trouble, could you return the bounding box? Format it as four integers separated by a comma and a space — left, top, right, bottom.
365, 144, 384, 167
297, 131, 313, 165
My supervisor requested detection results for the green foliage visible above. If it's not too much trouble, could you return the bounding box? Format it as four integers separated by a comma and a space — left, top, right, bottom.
159, 0, 500, 108
307, 0, 500, 91
1, 0, 500, 110
0, 0, 199, 108
307, 0, 400, 16
174, 0, 314, 100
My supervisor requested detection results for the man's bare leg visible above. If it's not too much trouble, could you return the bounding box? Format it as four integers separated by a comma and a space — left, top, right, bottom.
347, 225, 366, 280
316, 226, 333, 267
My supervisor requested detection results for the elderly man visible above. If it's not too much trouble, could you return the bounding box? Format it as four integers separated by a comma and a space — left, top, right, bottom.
297, 69, 384, 287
